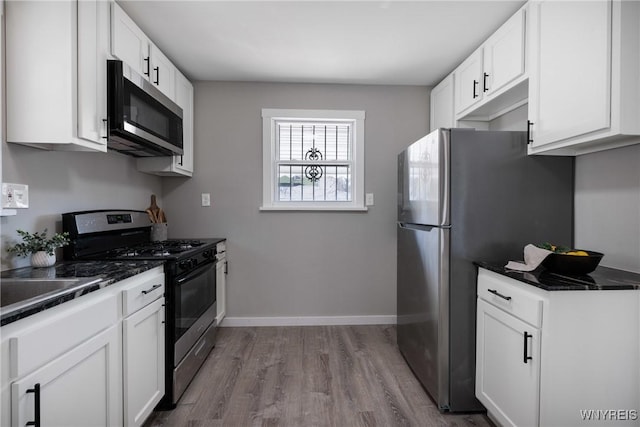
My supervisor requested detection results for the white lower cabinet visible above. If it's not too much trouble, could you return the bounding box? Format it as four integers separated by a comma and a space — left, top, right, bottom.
215, 241, 227, 324
476, 268, 640, 427
476, 299, 540, 427
0, 266, 166, 427
11, 325, 121, 427
123, 298, 165, 427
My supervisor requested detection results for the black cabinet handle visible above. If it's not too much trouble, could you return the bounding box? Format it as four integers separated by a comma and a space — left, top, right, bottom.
154, 67, 160, 85
472, 80, 478, 99
26, 383, 41, 427
141, 284, 162, 295
488, 288, 512, 301
523, 332, 533, 364
527, 120, 534, 144
483, 72, 489, 92
143, 57, 150, 76
101, 118, 108, 140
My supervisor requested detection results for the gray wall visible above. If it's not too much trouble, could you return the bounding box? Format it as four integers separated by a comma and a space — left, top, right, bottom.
1, 143, 163, 270
575, 143, 640, 273
162, 81, 430, 323
489, 105, 640, 273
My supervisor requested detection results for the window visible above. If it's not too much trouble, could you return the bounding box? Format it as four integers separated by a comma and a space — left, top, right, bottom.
261, 109, 366, 211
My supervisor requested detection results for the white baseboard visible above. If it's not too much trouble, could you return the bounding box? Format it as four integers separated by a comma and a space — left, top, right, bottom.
220, 315, 397, 327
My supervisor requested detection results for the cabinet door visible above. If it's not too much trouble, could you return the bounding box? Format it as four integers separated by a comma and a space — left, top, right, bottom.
476, 299, 539, 427
174, 71, 194, 175
136, 71, 194, 177
77, 0, 110, 145
430, 73, 454, 131
216, 260, 226, 323
123, 298, 165, 427
111, 2, 150, 79
454, 49, 483, 115
150, 44, 176, 100
483, 8, 526, 96
528, 0, 611, 148
11, 325, 121, 427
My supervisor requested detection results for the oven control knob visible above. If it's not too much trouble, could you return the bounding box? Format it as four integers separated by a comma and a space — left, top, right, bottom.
179, 260, 192, 270
203, 250, 213, 259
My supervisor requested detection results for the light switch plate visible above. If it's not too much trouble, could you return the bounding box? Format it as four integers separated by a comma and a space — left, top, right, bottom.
2, 183, 29, 208
365, 193, 374, 206
201, 193, 211, 207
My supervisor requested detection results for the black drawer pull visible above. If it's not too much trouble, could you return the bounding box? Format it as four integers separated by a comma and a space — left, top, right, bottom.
483, 72, 489, 92
487, 289, 512, 301
143, 57, 150, 76
523, 332, 533, 364
141, 284, 162, 295
26, 383, 41, 427
472, 79, 478, 98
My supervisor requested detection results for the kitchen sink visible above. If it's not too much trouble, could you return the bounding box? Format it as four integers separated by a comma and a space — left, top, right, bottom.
1, 277, 104, 315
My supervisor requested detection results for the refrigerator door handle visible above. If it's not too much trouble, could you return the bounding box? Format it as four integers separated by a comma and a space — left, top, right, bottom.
440, 130, 450, 226
398, 223, 445, 232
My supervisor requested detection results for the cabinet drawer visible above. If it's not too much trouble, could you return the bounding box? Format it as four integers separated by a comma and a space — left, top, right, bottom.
477, 269, 543, 328
9, 292, 118, 379
122, 270, 165, 316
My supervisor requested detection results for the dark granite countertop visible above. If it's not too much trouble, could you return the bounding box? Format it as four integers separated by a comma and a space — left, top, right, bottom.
477, 262, 640, 291
1, 260, 165, 326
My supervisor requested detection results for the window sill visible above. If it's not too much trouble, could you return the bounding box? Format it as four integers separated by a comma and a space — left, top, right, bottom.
259, 205, 369, 212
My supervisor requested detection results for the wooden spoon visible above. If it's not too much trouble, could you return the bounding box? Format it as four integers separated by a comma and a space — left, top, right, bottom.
147, 195, 160, 223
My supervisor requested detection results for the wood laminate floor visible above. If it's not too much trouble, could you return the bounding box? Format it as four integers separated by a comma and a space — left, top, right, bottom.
144, 325, 493, 427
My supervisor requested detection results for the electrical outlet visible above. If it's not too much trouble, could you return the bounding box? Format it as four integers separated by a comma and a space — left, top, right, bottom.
201, 193, 211, 207
365, 193, 374, 206
2, 183, 29, 208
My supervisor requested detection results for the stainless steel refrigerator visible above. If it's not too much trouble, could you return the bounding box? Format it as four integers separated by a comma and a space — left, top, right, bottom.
397, 128, 574, 412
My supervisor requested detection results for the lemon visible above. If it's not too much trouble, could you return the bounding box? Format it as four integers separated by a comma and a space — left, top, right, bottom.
566, 250, 589, 256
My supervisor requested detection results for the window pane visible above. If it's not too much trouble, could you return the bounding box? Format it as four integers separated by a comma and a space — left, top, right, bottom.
277, 123, 352, 162
278, 165, 351, 201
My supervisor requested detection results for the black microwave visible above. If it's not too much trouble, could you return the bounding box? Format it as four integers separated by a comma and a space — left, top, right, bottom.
107, 60, 183, 157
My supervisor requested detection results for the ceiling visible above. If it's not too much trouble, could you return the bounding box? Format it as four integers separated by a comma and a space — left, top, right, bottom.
117, 0, 526, 86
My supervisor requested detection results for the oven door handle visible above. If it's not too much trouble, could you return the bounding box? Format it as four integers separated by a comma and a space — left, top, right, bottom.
176, 261, 215, 285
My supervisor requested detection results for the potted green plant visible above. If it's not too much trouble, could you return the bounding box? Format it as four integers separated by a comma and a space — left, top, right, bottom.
7, 229, 70, 267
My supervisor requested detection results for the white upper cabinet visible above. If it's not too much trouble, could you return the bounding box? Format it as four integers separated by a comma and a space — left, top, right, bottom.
111, 2, 149, 79
454, 49, 484, 115
5, 0, 110, 152
150, 44, 177, 100
483, 8, 526, 97
111, 2, 176, 100
454, 6, 527, 121
137, 70, 194, 177
429, 73, 455, 131
527, 0, 640, 155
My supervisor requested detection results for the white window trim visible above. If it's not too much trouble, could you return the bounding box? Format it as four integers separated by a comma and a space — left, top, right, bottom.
260, 108, 366, 212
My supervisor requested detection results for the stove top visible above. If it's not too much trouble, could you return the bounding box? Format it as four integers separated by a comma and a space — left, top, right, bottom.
105, 238, 221, 261
62, 210, 224, 263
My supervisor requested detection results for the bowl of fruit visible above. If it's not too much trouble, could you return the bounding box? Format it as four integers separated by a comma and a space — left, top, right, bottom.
538, 243, 604, 275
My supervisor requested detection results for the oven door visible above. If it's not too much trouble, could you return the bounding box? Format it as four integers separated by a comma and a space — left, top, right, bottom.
174, 260, 216, 364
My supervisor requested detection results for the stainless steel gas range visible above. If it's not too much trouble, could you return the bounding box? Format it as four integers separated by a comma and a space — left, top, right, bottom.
62, 209, 224, 409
